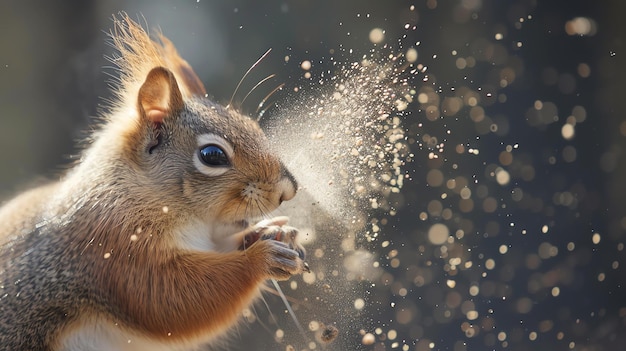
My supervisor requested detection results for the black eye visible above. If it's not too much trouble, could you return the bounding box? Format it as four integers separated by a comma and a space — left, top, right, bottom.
198, 145, 230, 167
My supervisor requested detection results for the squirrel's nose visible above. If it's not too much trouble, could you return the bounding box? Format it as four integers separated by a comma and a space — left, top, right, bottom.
278, 167, 297, 203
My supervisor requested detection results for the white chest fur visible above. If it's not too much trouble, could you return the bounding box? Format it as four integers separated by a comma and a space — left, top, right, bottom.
174, 218, 245, 253
59, 320, 210, 351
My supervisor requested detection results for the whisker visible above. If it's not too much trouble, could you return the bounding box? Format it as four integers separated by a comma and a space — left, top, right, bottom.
240, 73, 277, 109
247, 195, 257, 216
256, 83, 285, 121
257, 291, 280, 326
227, 48, 273, 110
260, 285, 310, 308
234, 196, 246, 224
242, 200, 251, 223
256, 197, 274, 220
271, 279, 310, 343
254, 198, 269, 219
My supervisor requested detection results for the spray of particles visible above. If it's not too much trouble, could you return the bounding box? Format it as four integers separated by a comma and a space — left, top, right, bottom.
267, 55, 415, 224
258, 44, 421, 350
240, 3, 621, 351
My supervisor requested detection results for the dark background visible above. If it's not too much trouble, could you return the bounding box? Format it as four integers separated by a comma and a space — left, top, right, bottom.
1, 1, 625, 350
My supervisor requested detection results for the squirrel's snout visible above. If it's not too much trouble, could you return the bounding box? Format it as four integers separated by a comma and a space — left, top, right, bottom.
278, 167, 298, 203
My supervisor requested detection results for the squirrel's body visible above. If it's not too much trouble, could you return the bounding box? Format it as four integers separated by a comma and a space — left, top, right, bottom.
0, 15, 304, 350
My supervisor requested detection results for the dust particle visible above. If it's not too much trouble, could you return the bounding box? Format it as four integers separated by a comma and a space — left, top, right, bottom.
362, 332, 376, 345
318, 324, 339, 344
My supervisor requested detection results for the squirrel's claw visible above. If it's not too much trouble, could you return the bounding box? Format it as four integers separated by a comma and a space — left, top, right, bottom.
240, 218, 307, 262
240, 218, 310, 276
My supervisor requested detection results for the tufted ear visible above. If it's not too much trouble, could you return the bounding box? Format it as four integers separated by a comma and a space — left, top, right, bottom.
137, 66, 184, 124
159, 34, 207, 97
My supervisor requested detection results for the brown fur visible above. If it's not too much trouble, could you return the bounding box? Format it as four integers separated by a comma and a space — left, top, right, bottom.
0, 13, 302, 350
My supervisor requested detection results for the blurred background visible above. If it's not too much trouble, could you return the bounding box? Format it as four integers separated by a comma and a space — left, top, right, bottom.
1, 1, 625, 350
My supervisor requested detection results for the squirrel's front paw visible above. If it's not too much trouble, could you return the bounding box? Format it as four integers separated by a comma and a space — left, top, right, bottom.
251, 239, 306, 280
241, 217, 306, 262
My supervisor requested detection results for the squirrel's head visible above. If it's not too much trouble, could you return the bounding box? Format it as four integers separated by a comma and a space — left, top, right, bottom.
91, 15, 297, 225
137, 67, 297, 224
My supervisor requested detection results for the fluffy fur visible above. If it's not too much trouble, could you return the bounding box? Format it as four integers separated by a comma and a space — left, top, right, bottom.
0, 14, 304, 350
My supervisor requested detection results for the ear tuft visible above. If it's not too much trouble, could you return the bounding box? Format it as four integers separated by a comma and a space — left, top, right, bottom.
159, 34, 207, 97
138, 67, 184, 124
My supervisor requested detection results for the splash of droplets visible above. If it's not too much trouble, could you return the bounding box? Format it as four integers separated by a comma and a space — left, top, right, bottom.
261, 47, 420, 351
249, 1, 623, 350
267, 52, 416, 224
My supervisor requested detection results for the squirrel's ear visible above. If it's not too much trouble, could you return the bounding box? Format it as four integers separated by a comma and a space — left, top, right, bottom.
137, 67, 184, 124
159, 34, 207, 97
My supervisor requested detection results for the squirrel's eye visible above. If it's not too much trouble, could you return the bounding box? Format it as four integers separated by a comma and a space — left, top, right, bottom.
199, 145, 230, 167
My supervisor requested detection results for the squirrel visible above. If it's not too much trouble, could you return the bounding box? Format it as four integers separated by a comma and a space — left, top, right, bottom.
0, 14, 307, 351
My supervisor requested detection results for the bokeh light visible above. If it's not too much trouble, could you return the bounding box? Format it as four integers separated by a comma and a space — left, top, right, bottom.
1, 1, 625, 351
